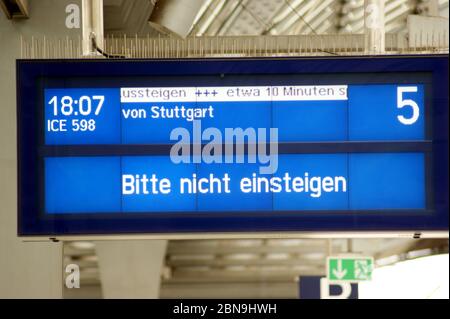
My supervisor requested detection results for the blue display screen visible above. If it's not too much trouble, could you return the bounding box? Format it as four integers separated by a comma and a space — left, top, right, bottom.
42, 83, 428, 215
44, 84, 425, 144
45, 153, 425, 214
17, 56, 449, 236
43, 83, 427, 214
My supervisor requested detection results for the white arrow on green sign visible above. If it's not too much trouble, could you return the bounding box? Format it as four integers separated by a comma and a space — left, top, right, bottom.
327, 256, 374, 282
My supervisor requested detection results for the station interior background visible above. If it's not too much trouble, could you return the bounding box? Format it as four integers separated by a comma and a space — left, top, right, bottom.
0, 0, 448, 299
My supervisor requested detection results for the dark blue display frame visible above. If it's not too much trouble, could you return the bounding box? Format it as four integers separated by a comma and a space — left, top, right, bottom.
17, 55, 449, 237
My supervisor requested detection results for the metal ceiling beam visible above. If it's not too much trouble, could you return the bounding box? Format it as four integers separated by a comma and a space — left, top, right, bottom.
294, 1, 335, 34
272, 0, 319, 34
167, 257, 325, 267
167, 241, 341, 255
216, 0, 249, 36
169, 268, 324, 282
201, 0, 242, 36
188, 0, 216, 35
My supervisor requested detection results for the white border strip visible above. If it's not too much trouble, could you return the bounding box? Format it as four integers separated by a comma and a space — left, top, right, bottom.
120, 85, 348, 103
19, 231, 449, 242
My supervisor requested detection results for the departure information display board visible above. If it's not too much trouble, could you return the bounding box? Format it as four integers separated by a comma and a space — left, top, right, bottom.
17, 56, 449, 237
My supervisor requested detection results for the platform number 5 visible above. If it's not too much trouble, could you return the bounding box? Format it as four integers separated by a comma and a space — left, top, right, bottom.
397, 86, 419, 125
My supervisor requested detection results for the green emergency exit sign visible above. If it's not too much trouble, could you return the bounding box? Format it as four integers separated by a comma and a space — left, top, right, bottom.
327, 256, 374, 282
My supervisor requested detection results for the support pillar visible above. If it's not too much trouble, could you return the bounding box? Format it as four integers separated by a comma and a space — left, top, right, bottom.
0, 0, 82, 298
364, 0, 385, 54
82, 0, 104, 55
95, 240, 167, 298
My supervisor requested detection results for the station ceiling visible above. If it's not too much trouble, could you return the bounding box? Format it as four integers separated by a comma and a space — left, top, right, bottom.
103, 0, 449, 36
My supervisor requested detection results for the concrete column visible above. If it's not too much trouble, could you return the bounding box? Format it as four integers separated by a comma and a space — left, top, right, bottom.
0, 0, 84, 298
364, 0, 385, 54
95, 240, 167, 298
